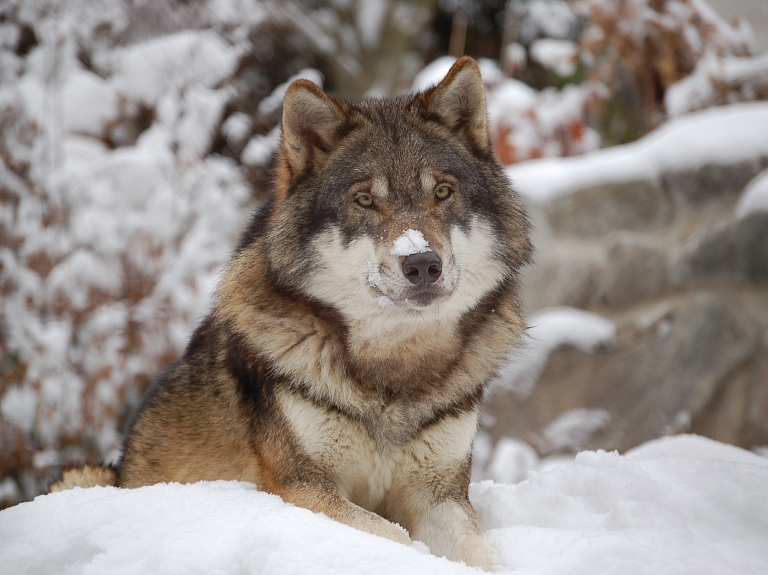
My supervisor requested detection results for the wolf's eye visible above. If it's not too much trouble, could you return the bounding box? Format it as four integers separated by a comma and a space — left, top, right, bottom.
356, 193, 374, 208
435, 184, 452, 201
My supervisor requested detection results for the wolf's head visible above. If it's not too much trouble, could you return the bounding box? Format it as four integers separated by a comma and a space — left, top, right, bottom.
259, 57, 531, 334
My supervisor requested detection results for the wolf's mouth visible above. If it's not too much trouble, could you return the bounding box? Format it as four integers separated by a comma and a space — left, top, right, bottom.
402, 286, 446, 308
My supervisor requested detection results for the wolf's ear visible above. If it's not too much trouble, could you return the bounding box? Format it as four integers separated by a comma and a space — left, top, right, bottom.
423, 57, 490, 154
281, 80, 345, 178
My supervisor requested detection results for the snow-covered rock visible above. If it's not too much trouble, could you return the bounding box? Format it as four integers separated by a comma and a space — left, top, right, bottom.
508, 102, 768, 204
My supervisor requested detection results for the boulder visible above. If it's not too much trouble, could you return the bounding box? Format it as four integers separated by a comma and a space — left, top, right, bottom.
544, 179, 674, 238
486, 299, 766, 455
672, 212, 768, 286
663, 157, 768, 206
600, 241, 667, 308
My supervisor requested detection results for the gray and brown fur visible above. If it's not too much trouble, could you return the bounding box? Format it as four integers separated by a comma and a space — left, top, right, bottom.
51, 57, 532, 571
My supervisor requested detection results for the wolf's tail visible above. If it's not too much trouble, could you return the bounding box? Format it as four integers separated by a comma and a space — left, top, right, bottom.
49, 464, 118, 492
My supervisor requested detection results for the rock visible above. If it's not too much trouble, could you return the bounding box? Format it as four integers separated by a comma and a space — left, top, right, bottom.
691, 349, 768, 448
672, 212, 768, 286
544, 179, 674, 238
521, 248, 605, 311
600, 241, 667, 308
485, 298, 766, 455
663, 157, 768, 206
592, 300, 760, 452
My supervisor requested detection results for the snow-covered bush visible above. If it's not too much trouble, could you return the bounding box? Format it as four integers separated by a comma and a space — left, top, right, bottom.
574, 0, 757, 141
0, 7, 259, 503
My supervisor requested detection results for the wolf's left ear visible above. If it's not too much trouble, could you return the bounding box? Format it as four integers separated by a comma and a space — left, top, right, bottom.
281, 80, 345, 178
423, 57, 490, 154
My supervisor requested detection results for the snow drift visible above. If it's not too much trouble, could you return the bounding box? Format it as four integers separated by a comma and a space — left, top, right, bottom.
2, 435, 767, 574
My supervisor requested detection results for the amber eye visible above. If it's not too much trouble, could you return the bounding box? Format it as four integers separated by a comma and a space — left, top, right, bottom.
356, 193, 374, 208
435, 184, 452, 201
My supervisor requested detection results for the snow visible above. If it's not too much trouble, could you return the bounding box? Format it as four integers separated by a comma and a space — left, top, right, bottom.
111, 30, 241, 106
391, 229, 430, 256
2, 435, 766, 574
411, 56, 456, 91
356, 0, 389, 50
0, 386, 38, 433
665, 52, 768, 117
539, 408, 610, 452
735, 168, 768, 218
221, 112, 252, 145
257, 68, 324, 117
493, 306, 616, 397
410, 57, 505, 92
529, 38, 579, 77
508, 102, 768, 203
518, 0, 578, 43
61, 69, 119, 136
241, 125, 281, 166
0, 478, 20, 504
480, 437, 540, 484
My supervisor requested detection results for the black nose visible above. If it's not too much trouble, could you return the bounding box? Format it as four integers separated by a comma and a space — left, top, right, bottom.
402, 251, 442, 286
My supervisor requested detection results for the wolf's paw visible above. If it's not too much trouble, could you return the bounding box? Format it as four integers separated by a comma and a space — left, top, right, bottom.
457, 536, 496, 572
366, 517, 412, 546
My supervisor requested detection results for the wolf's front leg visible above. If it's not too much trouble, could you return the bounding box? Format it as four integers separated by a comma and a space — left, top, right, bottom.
407, 496, 496, 571
278, 482, 412, 546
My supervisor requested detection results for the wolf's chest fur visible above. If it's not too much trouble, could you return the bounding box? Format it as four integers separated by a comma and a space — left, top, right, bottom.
278, 387, 478, 514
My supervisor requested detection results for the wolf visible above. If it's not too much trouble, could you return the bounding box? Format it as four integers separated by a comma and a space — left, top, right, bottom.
51, 57, 532, 570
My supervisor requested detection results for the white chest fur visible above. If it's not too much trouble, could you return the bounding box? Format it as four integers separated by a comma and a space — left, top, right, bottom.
277, 389, 478, 513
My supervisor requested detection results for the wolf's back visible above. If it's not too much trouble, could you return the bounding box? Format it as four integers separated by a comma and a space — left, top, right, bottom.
49, 464, 117, 492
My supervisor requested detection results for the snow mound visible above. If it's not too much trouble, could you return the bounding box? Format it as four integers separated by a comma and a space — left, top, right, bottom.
509, 102, 768, 204
2, 435, 767, 574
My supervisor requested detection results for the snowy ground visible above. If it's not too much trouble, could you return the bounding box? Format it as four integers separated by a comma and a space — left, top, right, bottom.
2, 434, 767, 574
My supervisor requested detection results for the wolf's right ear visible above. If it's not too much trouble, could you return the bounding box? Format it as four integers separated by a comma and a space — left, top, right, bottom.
281, 80, 345, 179
422, 57, 490, 155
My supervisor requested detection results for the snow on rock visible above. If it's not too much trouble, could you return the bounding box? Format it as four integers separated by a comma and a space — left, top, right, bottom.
391, 229, 430, 256
539, 408, 610, 452
2, 435, 767, 574
481, 437, 540, 484
493, 306, 616, 397
509, 102, 768, 204
735, 168, 768, 218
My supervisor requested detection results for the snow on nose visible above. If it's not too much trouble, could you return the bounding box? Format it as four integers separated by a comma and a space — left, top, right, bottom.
391, 229, 430, 256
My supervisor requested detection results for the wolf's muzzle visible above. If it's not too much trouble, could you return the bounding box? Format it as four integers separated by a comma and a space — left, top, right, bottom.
402, 251, 442, 287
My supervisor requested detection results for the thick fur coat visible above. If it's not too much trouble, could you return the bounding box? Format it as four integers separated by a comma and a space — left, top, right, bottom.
51, 57, 532, 571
